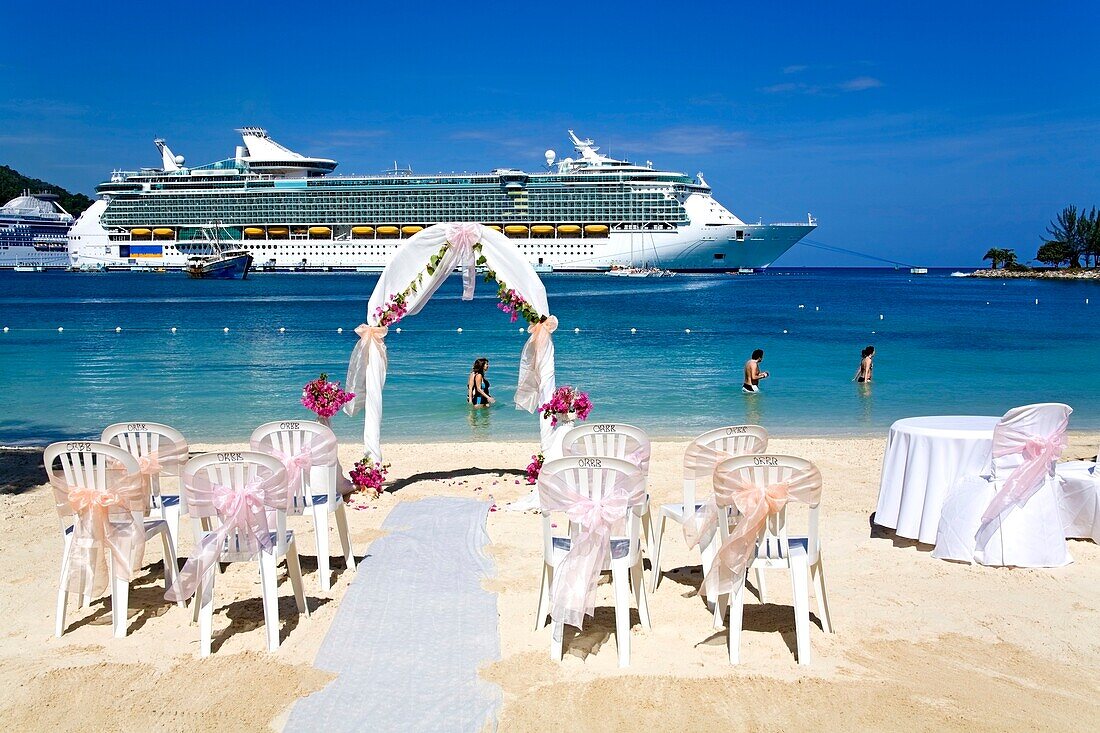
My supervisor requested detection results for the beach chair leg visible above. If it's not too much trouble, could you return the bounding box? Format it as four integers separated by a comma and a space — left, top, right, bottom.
160, 530, 185, 608
335, 502, 355, 572
313, 505, 331, 592
198, 573, 214, 657
55, 550, 73, 638
165, 505, 182, 555
811, 558, 833, 633
534, 564, 551, 631
790, 555, 812, 666
259, 552, 280, 652
111, 572, 130, 639
650, 513, 665, 593
631, 560, 651, 629
713, 590, 728, 630
550, 620, 564, 661
611, 562, 632, 667
286, 540, 309, 617
754, 567, 767, 603
728, 581, 745, 664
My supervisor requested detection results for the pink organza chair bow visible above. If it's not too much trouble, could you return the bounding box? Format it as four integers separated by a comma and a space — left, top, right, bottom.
250, 420, 356, 592
651, 425, 768, 593
695, 454, 830, 665
536, 456, 650, 667
934, 403, 1073, 567
102, 422, 190, 548
169, 451, 309, 656
44, 441, 183, 639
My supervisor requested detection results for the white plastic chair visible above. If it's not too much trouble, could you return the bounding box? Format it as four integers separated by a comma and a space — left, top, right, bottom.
181, 451, 309, 656
44, 441, 182, 638
102, 422, 189, 549
535, 455, 650, 667
933, 403, 1073, 567
250, 420, 356, 591
651, 425, 768, 592
1055, 443, 1098, 543
560, 422, 654, 552
711, 454, 832, 666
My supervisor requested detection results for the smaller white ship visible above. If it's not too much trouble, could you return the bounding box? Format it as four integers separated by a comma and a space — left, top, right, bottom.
0, 192, 73, 269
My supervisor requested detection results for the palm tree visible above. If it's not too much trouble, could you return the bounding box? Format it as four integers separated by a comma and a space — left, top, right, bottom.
1045, 206, 1084, 268
1002, 249, 1019, 269
983, 247, 1004, 269
1081, 207, 1100, 268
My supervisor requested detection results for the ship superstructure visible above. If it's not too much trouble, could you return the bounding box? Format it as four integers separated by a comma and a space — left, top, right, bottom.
0, 192, 73, 268
68, 128, 815, 271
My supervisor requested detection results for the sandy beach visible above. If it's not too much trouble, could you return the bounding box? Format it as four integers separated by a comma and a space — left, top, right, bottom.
1, 434, 1098, 731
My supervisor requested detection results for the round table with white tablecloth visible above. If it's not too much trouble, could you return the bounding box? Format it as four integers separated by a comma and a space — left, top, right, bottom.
1056, 461, 1099, 542
875, 415, 1000, 544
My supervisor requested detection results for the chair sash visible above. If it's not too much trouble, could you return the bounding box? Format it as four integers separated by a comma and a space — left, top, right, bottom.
564, 435, 651, 474
446, 222, 481, 300
977, 416, 1068, 544
515, 315, 558, 412
165, 466, 288, 602
250, 429, 339, 502
683, 435, 767, 476
538, 469, 646, 629
50, 466, 147, 597
685, 463, 822, 601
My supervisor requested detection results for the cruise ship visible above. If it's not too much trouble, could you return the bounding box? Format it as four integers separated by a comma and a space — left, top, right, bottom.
68, 128, 816, 271
0, 192, 73, 268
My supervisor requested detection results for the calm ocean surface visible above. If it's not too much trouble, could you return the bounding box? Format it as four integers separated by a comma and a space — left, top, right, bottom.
0, 269, 1096, 447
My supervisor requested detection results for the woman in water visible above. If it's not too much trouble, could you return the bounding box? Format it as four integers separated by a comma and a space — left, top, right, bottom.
467, 357, 495, 406
855, 345, 875, 383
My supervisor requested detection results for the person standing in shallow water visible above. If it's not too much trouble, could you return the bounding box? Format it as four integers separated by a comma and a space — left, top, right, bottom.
855, 345, 875, 383
467, 357, 495, 406
742, 349, 769, 393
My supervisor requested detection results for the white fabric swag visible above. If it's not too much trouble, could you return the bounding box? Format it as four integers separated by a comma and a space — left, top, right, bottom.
344, 223, 557, 461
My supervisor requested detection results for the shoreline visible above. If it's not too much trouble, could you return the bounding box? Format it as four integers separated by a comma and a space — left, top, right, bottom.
968, 268, 1100, 280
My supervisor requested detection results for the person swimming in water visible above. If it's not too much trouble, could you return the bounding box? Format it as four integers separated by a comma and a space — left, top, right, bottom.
467, 357, 495, 406
742, 348, 769, 393
855, 345, 875, 383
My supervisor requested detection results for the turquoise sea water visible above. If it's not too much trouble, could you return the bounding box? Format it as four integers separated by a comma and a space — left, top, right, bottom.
0, 269, 1096, 447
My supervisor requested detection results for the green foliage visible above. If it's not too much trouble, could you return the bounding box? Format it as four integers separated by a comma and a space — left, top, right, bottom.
983, 247, 1013, 269
1044, 205, 1089, 268
0, 165, 93, 217
1036, 240, 1074, 267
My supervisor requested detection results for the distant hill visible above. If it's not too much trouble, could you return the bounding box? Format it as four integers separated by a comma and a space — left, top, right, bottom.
0, 165, 94, 217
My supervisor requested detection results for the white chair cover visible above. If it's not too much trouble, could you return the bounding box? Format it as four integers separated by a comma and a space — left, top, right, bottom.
1056, 459, 1099, 542
933, 403, 1073, 567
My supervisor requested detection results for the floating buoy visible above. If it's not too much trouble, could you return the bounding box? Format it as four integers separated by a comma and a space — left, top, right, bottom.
279, 327, 285, 333
171, 327, 177, 333
815, 306, 820, 311
223, 327, 230, 333
2, 327, 8, 333
630, 327, 637, 334
685, 328, 691, 334
57, 327, 63, 332
337, 327, 343, 334
798, 304, 805, 309
879, 314, 884, 320
871, 330, 876, 334
115, 326, 122, 333
457, 327, 463, 333
573, 327, 580, 334
783, 329, 788, 334
1034, 299, 1039, 305
396, 327, 402, 334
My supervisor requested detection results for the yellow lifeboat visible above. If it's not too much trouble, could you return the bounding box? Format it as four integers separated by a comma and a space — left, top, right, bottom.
244, 227, 264, 237
309, 226, 331, 237
153, 227, 173, 237
402, 225, 423, 235
377, 225, 399, 237
352, 226, 374, 237
505, 225, 529, 236
131, 228, 151, 237
557, 224, 581, 235
531, 225, 554, 236
268, 227, 288, 238
486, 225, 503, 232
585, 224, 610, 236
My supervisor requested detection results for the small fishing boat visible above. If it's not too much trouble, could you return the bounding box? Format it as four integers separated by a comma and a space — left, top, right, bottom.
185, 222, 254, 279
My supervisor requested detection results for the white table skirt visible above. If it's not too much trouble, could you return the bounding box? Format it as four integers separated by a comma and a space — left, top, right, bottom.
875, 416, 999, 544
1056, 461, 1099, 542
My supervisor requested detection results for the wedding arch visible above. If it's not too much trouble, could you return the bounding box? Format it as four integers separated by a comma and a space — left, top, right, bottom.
342, 223, 558, 461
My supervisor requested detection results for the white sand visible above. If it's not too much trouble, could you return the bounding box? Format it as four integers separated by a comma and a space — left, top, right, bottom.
1, 435, 1097, 731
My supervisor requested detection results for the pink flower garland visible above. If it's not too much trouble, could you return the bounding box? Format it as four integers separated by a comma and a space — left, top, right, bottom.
349, 456, 389, 498
525, 453, 544, 485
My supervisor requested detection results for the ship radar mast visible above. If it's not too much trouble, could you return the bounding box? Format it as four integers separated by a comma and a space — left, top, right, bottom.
154, 138, 184, 172
567, 129, 614, 166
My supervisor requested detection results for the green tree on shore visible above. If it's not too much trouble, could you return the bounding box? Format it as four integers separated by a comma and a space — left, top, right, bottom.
1081, 207, 1100, 267
983, 247, 1013, 269
1043, 206, 1088, 268
1036, 240, 1074, 267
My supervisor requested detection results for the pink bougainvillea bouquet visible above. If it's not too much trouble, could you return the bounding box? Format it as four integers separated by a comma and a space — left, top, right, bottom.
525, 453, 544, 485
538, 385, 593, 427
301, 373, 355, 419
349, 455, 389, 498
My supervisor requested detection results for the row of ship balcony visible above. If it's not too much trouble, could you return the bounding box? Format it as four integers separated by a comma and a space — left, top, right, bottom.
120, 223, 615, 241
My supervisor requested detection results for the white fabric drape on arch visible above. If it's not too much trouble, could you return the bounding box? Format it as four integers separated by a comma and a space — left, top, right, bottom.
344, 223, 556, 461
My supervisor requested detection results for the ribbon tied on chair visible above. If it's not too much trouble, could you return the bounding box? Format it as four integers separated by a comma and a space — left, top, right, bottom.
343, 323, 389, 417
515, 315, 558, 413
269, 446, 313, 490
446, 223, 482, 301
977, 418, 1068, 542
50, 467, 147, 597
537, 468, 646, 629
166, 467, 288, 602
685, 463, 822, 602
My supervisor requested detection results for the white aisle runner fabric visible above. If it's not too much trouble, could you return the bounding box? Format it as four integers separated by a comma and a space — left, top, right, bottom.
285, 497, 501, 732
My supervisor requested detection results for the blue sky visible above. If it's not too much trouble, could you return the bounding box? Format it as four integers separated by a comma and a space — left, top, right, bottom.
2, 0, 1098, 266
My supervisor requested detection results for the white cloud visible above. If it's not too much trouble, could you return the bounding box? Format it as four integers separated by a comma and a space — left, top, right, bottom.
838, 76, 884, 92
